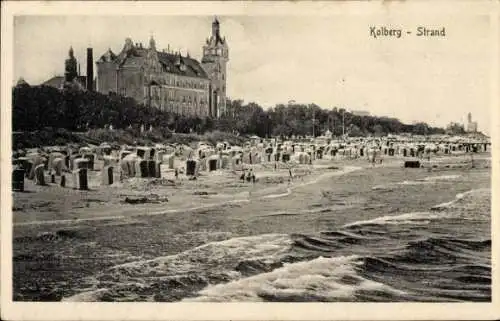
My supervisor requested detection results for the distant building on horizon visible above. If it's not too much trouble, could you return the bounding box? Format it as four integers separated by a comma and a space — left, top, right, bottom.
351, 110, 370, 117
466, 112, 478, 133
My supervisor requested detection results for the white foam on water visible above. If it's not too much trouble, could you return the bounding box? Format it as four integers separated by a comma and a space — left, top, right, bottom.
431, 188, 490, 211
63, 288, 110, 302
184, 255, 405, 302
348, 187, 491, 228
109, 234, 290, 277
63, 233, 294, 301
343, 212, 446, 228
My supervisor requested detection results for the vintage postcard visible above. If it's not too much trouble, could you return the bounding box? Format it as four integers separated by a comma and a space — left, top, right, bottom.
1, 0, 499, 320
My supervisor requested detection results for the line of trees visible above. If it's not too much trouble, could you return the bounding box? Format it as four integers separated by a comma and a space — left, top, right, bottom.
12, 84, 445, 137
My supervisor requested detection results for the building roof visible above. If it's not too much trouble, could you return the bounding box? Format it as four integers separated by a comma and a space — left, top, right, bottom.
157, 52, 208, 79
42, 76, 65, 89
42, 75, 89, 90
101, 43, 209, 79
98, 48, 117, 62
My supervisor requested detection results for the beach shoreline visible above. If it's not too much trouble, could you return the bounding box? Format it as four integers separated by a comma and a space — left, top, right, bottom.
12, 152, 491, 301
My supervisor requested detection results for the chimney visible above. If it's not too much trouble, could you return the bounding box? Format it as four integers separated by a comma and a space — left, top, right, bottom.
86, 48, 93, 91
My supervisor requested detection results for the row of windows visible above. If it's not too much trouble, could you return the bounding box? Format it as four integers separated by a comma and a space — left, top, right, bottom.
204, 48, 225, 56
150, 101, 209, 117
145, 86, 208, 105
148, 75, 209, 90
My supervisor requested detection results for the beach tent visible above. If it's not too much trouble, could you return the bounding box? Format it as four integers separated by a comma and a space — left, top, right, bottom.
27, 153, 47, 180
232, 154, 243, 171
162, 153, 176, 169
97, 143, 112, 158
179, 145, 194, 159
186, 159, 198, 176
220, 154, 231, 169
136, 147, 153, 160
33, 164, 46, 186
121, 153, 141, 177
48, 152, 65, 172
207, 154, 220, 172
73, 158, 90, 170
103, 155, 118, 167
79, 147, 93, 156
51, 157, 67, 176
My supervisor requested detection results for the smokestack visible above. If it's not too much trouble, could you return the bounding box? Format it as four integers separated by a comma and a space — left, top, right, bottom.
86, 48, 93, 91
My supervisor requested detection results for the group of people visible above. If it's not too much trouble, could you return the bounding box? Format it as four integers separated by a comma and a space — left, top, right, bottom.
240, 169, 256, 183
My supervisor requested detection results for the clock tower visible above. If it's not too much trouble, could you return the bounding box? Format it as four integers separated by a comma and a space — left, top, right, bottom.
202, 17, 229, 118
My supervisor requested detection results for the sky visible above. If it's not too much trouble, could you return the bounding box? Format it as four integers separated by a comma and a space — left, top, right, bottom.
13, 14, 493, 134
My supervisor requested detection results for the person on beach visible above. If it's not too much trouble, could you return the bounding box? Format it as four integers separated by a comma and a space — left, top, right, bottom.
174, 168, 179, 180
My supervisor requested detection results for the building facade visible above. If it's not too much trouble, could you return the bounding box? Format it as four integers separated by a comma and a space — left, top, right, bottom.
96, 18, 228, 118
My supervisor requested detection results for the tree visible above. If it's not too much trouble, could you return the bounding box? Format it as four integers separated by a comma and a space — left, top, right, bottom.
348, 124, 363, 137
373, 124, 385, 136
12, 85, 446, 139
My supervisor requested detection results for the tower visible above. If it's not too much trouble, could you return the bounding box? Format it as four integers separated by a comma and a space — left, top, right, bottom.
64, 46, 78, 82
467, 112, 472, 124
202, 17, 229, 118
86, 48, 94, 91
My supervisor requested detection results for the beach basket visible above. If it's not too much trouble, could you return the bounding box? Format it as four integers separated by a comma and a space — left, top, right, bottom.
12, 169, 25, 192
102, 166, 114, 185
186, 160, 197, 176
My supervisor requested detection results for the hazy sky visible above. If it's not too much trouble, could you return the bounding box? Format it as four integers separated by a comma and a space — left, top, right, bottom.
14, 14, 492, 133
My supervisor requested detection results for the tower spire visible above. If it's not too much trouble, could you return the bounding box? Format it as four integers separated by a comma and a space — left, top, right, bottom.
212, 16, 220, 39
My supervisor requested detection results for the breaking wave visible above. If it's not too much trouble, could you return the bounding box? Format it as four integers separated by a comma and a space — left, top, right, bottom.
63, 185, 490, 302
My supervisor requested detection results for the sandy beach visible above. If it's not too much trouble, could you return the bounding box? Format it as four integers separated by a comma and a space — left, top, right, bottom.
12, 152, 491, 301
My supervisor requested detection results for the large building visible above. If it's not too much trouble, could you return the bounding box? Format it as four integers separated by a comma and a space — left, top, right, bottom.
96, 18, 229, 118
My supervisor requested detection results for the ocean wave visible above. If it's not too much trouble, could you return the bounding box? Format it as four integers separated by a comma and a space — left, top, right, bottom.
184, 255, 406, 302
389, 236, 491, 265
430, 188, 490, 217
342, 212, 444, 228
63, 233, 294, 302
111, 233, 293, 276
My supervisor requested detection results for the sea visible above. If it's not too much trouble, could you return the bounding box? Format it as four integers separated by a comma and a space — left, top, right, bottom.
14, 157, 491, 302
